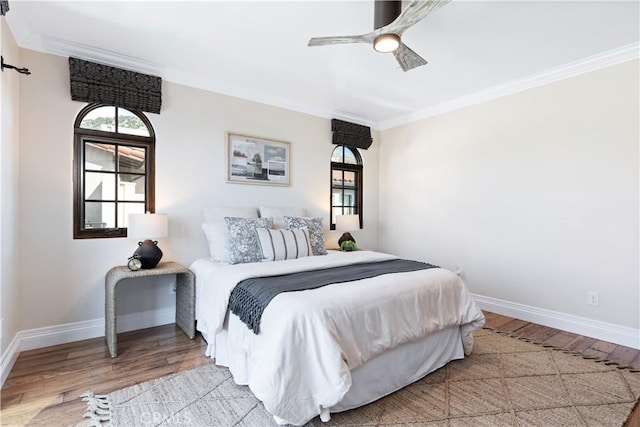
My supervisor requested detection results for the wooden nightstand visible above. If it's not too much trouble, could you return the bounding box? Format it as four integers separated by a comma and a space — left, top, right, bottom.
105, 261, 195, 357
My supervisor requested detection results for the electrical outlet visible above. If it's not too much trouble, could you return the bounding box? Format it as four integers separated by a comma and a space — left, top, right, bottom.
587, 291, 599, 306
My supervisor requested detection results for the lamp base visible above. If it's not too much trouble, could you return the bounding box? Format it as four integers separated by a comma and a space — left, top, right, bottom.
133, 240, 163, 269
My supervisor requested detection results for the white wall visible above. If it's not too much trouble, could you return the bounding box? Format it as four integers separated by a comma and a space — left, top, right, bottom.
6, 43, 638, 357
14, 49, 379, 332
0, 18, 21, 358
379, 60, 639, 330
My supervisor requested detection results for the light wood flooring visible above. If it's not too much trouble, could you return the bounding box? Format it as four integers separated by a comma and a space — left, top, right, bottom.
1, 311, 639, 426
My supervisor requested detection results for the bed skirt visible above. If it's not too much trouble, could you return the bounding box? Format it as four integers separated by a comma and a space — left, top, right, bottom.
209, 318, 464, 421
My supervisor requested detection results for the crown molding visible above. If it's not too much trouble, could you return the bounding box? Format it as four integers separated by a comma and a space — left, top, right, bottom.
10, 26, 638, 131
18, 33, 164, 77
330, 111, 377, 128
161, 66, 348, 122
377, 42, 640, 130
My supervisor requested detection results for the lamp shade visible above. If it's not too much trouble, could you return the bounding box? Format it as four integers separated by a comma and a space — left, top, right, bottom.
336, 214, 360, 232
128, 213, 168, 239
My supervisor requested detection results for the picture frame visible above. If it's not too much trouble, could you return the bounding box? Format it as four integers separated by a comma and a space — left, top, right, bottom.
226, 132, 291, 186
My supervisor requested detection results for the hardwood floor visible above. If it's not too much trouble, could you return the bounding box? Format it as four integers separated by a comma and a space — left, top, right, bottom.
1, 312, 638, 426
1, 325, 209, 426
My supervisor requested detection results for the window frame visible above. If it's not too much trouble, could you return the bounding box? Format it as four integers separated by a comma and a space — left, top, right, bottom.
73, 103, 156, 239
330, 145, 363, 231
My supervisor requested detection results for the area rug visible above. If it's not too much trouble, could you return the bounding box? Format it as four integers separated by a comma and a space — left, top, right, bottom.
82, 328, 640, 426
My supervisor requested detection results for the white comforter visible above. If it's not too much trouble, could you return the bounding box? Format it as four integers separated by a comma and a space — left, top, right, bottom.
193, 251, 485, 425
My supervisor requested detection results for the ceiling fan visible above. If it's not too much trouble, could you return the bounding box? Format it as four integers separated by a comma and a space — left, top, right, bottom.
308, 0, 450, 72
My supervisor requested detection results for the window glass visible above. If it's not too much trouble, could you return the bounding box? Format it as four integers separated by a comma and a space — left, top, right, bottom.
80, 106, 116, 131
343, 171, 356, 187
118, 108, 150, 136
118, 174, 146, 201
331, 146, 343, 163
344, 147, 358, 165
85, 143, 115, 171
85, 172, 116, 200
344, 189, 356, 206
332, 189, 343, 205
118, 146, 146, 173
332, 170, 343, 186
85, 202, 116, 229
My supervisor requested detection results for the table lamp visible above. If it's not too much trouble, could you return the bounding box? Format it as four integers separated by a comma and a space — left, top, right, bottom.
128, 213, 168, 269
336, 214, 360, 250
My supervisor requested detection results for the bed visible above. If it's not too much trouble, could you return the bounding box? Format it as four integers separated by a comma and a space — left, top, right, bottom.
190, 245, 485, 425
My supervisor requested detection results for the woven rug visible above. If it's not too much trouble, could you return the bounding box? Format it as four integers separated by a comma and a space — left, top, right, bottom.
82, 328, 640, 426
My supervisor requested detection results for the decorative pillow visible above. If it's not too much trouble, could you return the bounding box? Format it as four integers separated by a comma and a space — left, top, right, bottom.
283, 216, 327, 256
225, 217, 274, 264
259, 206, 307, 229
256, 227, 313, 261
201, 207, 258, 262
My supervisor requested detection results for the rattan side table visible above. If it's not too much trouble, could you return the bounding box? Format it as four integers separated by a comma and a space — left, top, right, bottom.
105, 261, 195, 357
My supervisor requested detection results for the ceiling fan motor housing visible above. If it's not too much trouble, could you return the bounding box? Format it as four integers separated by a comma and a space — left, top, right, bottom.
374, 0, 402, 29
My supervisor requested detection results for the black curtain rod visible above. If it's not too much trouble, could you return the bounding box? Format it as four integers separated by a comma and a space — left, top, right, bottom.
1, 56, 31, 75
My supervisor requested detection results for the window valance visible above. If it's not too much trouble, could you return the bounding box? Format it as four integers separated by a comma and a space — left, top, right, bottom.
331, 119, 372, 150
69, 57, 162, 114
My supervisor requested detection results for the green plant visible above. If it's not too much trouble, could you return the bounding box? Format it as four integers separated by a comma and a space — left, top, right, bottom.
340, 240, 357, 251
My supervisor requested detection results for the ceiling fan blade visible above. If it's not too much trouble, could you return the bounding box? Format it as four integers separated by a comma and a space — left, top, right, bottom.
383, 0, 450, 36
308, 33, 375, 47
393, 42, 428, 72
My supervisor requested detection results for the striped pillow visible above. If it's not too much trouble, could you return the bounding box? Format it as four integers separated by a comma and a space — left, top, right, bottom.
256, 228, 313, 261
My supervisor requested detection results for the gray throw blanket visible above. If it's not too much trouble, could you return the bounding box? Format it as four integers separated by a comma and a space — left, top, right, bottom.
229, 259, 438, 333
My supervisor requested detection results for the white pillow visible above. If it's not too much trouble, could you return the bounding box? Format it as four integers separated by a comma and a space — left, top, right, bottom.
256, 227, 313, 261
259, 206, 307, 229
203, 207, 258, 224
201, 207, 258, 262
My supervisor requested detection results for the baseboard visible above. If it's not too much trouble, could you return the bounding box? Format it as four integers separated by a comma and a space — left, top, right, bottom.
473, 294, 640, 350
0, 307, 175, 387
0, 333, 21, 387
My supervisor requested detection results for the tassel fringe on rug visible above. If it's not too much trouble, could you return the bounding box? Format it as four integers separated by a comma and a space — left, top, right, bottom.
81, 392, 112, 427
484, 327, 640, 373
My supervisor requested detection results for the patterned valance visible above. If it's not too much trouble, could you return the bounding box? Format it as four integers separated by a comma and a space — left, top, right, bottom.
331, 119, 373, 150
69, 57, 162, 114
1, 1, 9, 16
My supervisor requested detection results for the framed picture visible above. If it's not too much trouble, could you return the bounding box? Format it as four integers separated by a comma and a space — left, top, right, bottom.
226, 132, 290, 186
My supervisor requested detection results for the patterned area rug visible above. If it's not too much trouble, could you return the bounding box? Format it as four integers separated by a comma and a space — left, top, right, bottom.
82, 329, 640, 426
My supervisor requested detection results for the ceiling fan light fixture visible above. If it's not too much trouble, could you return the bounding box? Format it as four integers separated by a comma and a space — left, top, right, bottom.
373, 33, 400, 53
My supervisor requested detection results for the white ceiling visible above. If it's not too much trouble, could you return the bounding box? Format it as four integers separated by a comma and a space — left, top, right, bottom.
5, 1, 640, 129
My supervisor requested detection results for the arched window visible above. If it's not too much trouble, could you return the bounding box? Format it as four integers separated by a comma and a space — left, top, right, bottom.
73, 104, 155, 239
330, 145, 363, 230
